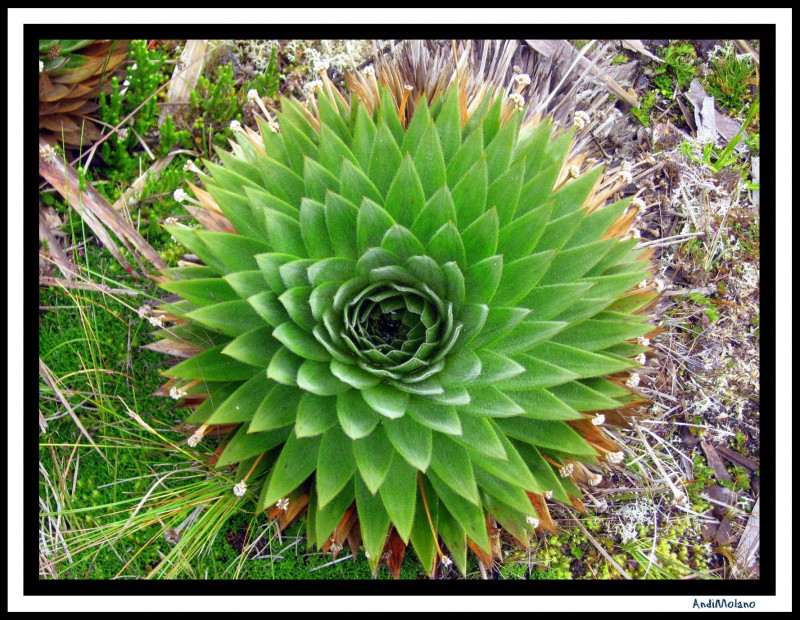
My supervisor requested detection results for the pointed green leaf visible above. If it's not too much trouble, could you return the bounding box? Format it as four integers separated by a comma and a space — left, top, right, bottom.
489, 157, 526, 227
337, 389, 382, 439
430, 434, 480, 505
471, 350, 525, 385
378, 456, 417, 542
272, 322, 330, 363
160, 277, 238, 307
406, 396, 462, 435
381, 224, 426, 262
324, 191, 360, 260
216, 425, 291, 468
452, 157, 488, 230
248, 383, 302, 432
164, 344, 260, 381
357, 198, 395, 255
495, 354, 578, 391
368, 121, 404, 197
355, 475, 391, 574
434, 86, 461, 162
492, 250, 554, 306
410, 187, 456, 245
361, 383, 409, 419
505, 388, 584, 421
446, 125, 483, 186
340, 158, 383, 207
383, 414, 432, 471
522, 283, 595, 321
298, 198, 334, 259
547, 381, 621, 411
384, 154, 427, 227
463, 255, 502, 304
469, 306, 530, 350
528, 341, 633, 378
266, 345, 303, 385
352, 103, 377, 171
460, 207, 499, 265
221, 324, 280, 367
261, 430, 321, 508
497, 417, 597, 456
314, 480, 355, 546
497, 201, 552, 261
401, 94, 431, 156
248, 291, 290, 327
428, 470, 490, 553
206, 372, 272, 424
352, 425, 394, 494
319, 124, 358, 177
412, 124, 448, 199
461, 385, 524, 417
427, 221, 466, 268
316, 427, 356, 507
223, 270, 268, 300
295, 393, 338, 438
296, 359, 349, 396
451, 413, 507, 460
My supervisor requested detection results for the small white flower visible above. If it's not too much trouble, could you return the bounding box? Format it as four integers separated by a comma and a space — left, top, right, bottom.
173, 188, 189, 203
303, 79, 323, 95
147, 315, 164, 328
246, 88, 260, 102
626, 373, 641, 388
559, 464, 574, 478
591, 414, 605, 426
619, 170, 633, 184
440, 555, 452, 567
328, 538, 343, 554
606, 451, 625, 465
116, 127, 129, 142
587, 473, 603, 486
569, 165, 581, 178
573, 110, 591, 130
508, 93, 525, 111
187, 431, 203, 448
526, 515, 539, 528
169, 385, 188, 400
653, 278, 666, 293
635, 353, 647, 365
136, 305, 151, 319
544, 490, 553, 500
39, 144, 58, 164
275, 497, 290, 511
233, 480, 248, 497
362, 65, 375, 77
513, 73, 531, 87
229, 119, 243, 133
630, 196, 647, 211
183, 159, 202, 174
403, 84, 414, 91
313, 58, 330, 73
637, 336, 650, 347
267, 119, 280, 134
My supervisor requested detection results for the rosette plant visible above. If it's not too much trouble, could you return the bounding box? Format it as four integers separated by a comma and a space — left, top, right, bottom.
151, 53, 656, 577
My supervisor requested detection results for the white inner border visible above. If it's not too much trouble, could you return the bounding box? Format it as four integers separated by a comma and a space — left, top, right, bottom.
10, 7, 792, 613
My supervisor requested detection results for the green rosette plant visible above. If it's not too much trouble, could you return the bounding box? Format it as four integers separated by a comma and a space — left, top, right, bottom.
152, 75, 655, 577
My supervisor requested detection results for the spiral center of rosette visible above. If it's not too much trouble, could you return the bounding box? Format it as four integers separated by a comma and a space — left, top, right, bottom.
340, 282, 460, 383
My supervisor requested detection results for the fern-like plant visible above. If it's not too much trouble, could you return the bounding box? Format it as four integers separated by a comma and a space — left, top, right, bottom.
151, 53, 656, 577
